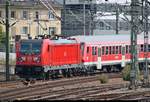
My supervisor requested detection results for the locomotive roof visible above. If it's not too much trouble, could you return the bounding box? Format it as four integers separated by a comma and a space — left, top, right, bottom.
52, 38, 77, 44
20, 39, 43, 43
71, 34, 150, 44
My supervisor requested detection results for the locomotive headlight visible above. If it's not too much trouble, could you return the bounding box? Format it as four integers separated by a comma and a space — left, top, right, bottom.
21, 57, 26, 61
33, 57, 41, 63
17, 57, 26, 62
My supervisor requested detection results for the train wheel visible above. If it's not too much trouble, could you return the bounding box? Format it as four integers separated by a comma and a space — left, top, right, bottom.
45, 71, 49, 80
66, 69, 71, 78
54, 70, 59, 79
78, 68, 82, 76
83, 67, 88, 76
107, 68, 111, 73
50, 70, 55, 80
61, 69, 66, 77
89, 67, 94, 76
71, 68, 76, 76
86, 66, 90, 76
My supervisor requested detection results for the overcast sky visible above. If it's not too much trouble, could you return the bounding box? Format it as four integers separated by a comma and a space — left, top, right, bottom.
55, 0, 131, 4
55, 0, 63, 4
55, 0, 150, 4
97, 0, 131, 4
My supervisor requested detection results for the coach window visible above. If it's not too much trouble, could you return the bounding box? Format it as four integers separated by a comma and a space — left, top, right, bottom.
106, 46, 109, 55
116, 46, 118, 54
95, 47, 97, 55
102, 46, 105, 55
148, 45, 150, 52
144, 45, 147, 52
98, 48, 101, 57
109, 46, 112, 54
126, 45, 128, 54
119, 46, 121, 54
87, 47, 89, 53
122, 46, 125, 55
141, 44, 144, 52
112, 46, 115, 54
80, 43, 85, 55
92, 47, 95, 55
128, 45, 131, 53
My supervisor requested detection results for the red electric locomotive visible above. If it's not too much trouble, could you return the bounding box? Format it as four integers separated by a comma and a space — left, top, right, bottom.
15, 36, 84, 79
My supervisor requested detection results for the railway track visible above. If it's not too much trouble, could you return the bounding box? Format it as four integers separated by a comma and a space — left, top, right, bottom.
0, 73, 121, 101
84, 87, 150, 100
21, 83, 127, 100
0, 80, 22, 89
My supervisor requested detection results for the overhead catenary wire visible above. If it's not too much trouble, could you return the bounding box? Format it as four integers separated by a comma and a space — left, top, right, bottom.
38, 0, 61, 21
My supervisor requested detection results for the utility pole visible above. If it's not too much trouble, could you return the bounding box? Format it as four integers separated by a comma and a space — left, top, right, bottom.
143, 0, 149, 86
83, 2, 86, 36
129, 0, 141, 89
63, 0, 66, 35
116, 3, 119, 34
5, 0, 10, 81
90, 3, 96, 36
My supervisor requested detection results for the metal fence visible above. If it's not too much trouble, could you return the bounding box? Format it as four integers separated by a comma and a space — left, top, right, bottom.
0, 52, 16, 75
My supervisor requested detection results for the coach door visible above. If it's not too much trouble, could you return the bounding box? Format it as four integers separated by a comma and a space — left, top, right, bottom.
121, 45, 125, 67
97, 45, 102, 69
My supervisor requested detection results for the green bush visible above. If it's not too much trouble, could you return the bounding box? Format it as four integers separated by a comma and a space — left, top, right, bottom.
122, 64, 131, 81
122, 64, 140, 81
98, 74, 109, 84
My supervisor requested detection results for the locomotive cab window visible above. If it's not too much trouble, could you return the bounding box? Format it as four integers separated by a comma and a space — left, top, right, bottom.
20, 40, 42, 55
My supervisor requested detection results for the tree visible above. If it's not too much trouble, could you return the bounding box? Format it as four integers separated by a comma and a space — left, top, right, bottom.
0, 25, 5, 44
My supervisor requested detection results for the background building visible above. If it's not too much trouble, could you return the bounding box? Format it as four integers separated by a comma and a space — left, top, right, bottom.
0, 0, 62, 52
0, 0, 62, 39
62, 0, 132, 36
62, 0, 97, 36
